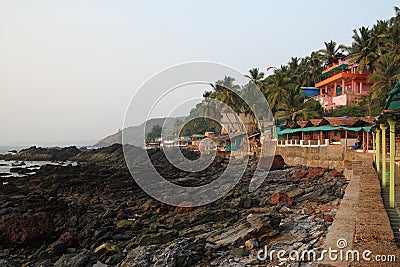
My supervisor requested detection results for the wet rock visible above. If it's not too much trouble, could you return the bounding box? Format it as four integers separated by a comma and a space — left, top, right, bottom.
9, 167, 28, 174
0, 182, 19, 194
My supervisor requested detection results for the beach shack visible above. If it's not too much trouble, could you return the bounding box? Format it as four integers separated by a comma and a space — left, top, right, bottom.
277, 116, 374, 150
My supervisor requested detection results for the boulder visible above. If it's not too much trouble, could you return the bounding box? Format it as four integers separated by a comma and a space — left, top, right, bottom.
0, 212, 54, 245
270, 192, 295, 207
259, 155, 285, 170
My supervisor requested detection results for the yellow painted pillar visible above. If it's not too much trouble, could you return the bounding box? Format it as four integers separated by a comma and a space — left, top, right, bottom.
388, 118, 396, 208
372, 132, 376, 160
381, 124, 387, 187
376, 127, 380, 173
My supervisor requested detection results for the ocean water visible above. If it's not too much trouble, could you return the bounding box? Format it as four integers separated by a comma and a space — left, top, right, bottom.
0, 160, 77, 178
0, 146, 26, 155
0, 146, 77, 178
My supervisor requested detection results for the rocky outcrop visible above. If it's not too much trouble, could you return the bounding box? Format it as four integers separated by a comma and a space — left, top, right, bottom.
0, 144, 347, 266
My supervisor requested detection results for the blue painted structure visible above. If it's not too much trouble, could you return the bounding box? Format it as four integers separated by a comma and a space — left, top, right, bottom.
299, 87, 320, 98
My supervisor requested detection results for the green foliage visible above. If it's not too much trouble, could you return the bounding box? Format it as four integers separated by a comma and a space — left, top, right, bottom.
145, 124, 162, 143
180, 6, 400, 131
180, 118, 221, 136
324, 105, 367, 117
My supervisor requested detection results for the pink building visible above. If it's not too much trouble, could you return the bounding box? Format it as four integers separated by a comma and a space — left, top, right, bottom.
315, 59, 372, 110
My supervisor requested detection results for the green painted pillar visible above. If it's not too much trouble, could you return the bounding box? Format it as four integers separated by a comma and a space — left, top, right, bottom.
388, 118, 396, 208
381, 124, 387, 187
376, 127, 381, 173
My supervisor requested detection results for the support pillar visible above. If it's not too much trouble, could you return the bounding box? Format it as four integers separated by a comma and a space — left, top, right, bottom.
372, 132, 376, 161
333, 83, 337, 97
345, 130, 348, 152
362, 131, 366, 152
376, 127, 381, 173
381, 124, 387, 187
388, 118, 396, 208
342, 79, 345, 93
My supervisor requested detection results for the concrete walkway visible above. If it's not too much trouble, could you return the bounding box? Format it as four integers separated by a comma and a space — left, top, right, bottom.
320, 153, 400, 266
321, 177, 359, 266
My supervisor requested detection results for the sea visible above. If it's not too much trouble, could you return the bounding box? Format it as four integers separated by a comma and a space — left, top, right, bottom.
0, 145, 77, 179
0, 145, 26, 155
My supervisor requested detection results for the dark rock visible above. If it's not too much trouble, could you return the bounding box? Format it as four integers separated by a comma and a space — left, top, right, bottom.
9, 167, 28, 174
138, 229, 178, 246
230, 247, 248, 256
57, 231, 76, 247
46, 241, 67, 256
0, 212, 54, 245
0, 182, 19, 194
259, 155, 285, 170
54, 250, 91, 267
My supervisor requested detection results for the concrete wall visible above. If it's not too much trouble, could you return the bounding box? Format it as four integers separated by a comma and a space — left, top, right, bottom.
276, 145, 348, 170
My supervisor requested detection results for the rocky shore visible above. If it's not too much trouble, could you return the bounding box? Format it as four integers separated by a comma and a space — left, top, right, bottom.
0, 145, 347, 266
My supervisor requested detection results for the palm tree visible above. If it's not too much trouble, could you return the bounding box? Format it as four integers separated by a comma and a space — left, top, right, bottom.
319, 40, 347, 65
368, 53, 400, 100
245, 68, 264, 84
275, 86, 322, 122
306, 51, 324, 85
371, 20, 389, 56
264, 68, 291, 111
348, 27, 378, 72
387, 16, 400, 56
209, 76, 241, 112
288, 57, 303, 86
389, 6, 400, 26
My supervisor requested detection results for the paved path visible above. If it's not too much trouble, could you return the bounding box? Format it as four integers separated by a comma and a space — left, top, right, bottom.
320, 153, 400, 266
321, 176, 359, 266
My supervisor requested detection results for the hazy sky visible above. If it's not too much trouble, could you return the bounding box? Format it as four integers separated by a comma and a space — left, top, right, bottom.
0, 1, 398, 146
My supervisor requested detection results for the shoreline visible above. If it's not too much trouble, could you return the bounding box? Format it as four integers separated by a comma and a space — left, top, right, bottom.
0, 144, 348, 266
